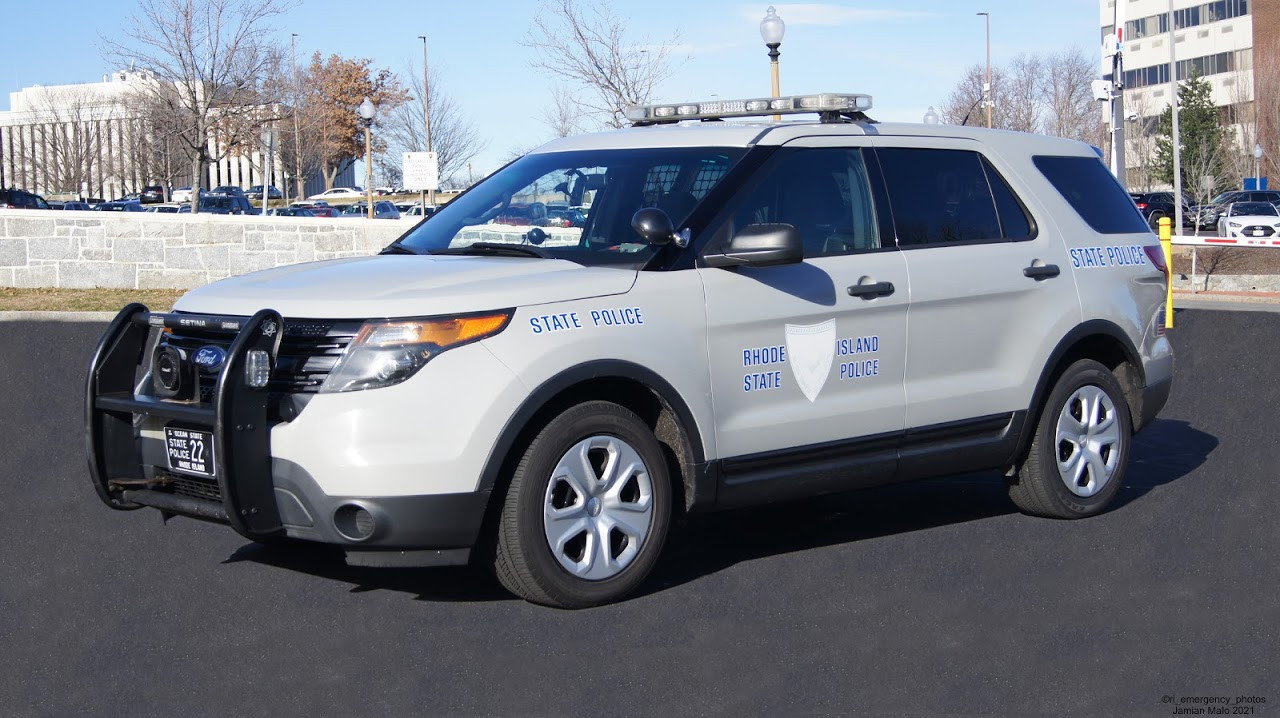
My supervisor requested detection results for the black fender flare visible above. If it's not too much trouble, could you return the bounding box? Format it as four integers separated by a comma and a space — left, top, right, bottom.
476, 359, 708, 495
1014, 319, 1144, 461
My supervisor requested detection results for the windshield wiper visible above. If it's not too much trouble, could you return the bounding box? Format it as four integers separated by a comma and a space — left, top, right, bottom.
380, 241, 420, 255
429, 242, 549, 258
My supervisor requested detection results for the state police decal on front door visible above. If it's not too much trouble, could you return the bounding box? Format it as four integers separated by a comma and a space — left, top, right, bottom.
785, 320, 836, 402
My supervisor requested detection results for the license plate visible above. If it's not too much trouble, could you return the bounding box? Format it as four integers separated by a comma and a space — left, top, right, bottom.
164, 426, 215, 477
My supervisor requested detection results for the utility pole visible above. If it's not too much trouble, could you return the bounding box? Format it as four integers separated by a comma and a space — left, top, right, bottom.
419, 35, 433, 208
1109, 3, 1128, 187
978, 12, 991, 128
1169, 0, 1183, 229
291, 33, 302, 203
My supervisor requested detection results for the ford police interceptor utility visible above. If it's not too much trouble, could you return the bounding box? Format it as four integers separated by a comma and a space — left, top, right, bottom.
87, 93, 1173, 608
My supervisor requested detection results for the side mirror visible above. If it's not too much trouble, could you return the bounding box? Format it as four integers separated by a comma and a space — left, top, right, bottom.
631, 207, 678, 245
702, 223, 803, 268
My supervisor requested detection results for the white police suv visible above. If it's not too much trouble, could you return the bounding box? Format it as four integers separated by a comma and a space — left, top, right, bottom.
88, 93, 1173, 608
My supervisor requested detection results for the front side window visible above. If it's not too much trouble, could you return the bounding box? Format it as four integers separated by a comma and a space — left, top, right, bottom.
711, 147, 881, 258
396, 147, 745, 269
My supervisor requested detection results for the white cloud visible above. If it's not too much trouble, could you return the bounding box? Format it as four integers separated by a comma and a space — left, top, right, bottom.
737, 3, 939, 26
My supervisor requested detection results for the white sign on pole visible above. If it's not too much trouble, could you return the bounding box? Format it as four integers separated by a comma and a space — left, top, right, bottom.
402, 151, 439, 191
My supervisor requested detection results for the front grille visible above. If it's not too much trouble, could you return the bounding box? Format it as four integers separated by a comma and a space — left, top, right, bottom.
1241, 225, 1276, 237
160, 316, 361, 397
165, 472, 222, 502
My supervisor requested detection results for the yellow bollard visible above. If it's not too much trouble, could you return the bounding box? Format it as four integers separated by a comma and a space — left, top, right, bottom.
1159, 217, 1173, 329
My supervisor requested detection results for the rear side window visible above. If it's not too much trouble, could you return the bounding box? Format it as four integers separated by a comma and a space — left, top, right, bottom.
1033, 155, 1149, 234
876, 148, 1016, 245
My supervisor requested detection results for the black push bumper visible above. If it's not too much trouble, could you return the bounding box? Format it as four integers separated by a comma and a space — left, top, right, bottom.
86, 304, 489, 564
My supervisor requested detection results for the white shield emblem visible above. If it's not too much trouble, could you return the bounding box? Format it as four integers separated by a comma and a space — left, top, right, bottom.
785, 320, 836, 402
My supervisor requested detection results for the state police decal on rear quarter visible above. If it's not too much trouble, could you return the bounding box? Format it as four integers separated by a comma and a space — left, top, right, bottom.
192, 346, 227, 370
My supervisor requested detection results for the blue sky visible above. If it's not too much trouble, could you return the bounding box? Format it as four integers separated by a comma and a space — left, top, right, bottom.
0, 0, 1101, 177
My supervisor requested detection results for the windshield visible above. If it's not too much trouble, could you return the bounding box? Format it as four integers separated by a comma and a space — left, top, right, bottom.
395, 147, 745, 268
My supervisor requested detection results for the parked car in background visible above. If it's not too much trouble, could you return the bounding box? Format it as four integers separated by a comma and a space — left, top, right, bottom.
1192, 190, 1280, 230
94, 200, 144, 212
198, 194, 252, 214
248, 185, 283, 200
399, 203, 438, 217
1128, 192, 1192, 230
307, 187, 363, 200
304, 205, 341, 218
171, 187, 193, 203
268, 206, 316, 217
340, 200, 401, 219
56, 201, 94, 211
140, 186, 166, 204
547, 207, 587, 228
1216, 202, 1280, 239
494, 203, 548, 226
145, 203, 184, 213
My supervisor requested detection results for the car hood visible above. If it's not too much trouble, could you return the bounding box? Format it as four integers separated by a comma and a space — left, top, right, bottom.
1222, 214, 1280, 223
173, 255, 638, 319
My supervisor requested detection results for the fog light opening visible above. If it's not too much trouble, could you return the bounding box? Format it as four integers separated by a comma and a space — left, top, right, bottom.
334, 504, 377, 542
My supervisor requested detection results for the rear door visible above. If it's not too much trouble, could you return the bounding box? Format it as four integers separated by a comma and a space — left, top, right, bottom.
868, 139, 1081, 439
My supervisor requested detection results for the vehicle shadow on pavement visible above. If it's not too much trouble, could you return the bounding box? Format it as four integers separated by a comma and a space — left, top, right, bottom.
222, 542, 513, 603
1113, 418, 1218, 509
642, 418, 1216, 596
221, 419, 1215, 604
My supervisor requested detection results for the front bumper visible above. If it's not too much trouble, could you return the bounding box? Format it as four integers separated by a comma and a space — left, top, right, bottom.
86, 304, 490, 566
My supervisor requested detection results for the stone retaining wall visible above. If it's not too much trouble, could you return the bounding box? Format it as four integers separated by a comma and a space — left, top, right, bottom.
0, 209, 414, 289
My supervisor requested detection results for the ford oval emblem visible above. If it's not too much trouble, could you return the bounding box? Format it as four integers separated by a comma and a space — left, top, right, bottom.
192, 345, 228, 370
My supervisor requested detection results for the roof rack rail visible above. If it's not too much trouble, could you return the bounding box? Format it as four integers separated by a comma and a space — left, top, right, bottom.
624, 93, 874, 127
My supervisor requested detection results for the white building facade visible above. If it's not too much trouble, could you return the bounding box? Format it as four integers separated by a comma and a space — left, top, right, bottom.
1099, 0, 1273, 192
0, 70, 302, 201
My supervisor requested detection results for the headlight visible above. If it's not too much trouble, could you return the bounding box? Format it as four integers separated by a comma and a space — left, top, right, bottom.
1228, 221, 1241, 228
320, 310, 512, 393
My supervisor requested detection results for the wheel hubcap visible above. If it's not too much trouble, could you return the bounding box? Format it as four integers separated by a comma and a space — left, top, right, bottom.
543, 435, 653, 581
1054, 385, 1122, 497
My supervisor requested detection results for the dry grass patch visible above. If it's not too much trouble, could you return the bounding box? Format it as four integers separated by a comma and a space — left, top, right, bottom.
0, 287, 186, 312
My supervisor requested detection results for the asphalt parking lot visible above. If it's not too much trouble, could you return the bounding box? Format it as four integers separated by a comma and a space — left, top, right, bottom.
1, 308, 1277, 716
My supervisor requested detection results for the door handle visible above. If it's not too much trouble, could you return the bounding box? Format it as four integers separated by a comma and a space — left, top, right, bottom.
847, 281, 895, 299
1022, 263, 1060, 280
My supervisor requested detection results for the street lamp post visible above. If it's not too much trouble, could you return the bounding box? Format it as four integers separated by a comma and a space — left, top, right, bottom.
418, 35, 433, 209
260, 129, 272, 215
358, 96, 375, 220
977, 12, 991, 128
1254, 143, 1264, 189
923, 106, 939, 125
759, 6, 785, 121
291, 32, 301, 205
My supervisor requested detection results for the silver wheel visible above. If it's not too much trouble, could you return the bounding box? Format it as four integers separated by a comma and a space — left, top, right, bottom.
542, 434, 654, 581
1054, 385, 1122, 497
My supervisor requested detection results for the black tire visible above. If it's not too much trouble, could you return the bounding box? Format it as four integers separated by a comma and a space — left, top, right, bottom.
493, 401, 672, 608
1147, 212, 1165, 230
1009, 359, 1132, 519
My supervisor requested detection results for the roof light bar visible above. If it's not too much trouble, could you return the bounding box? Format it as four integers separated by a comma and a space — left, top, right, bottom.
625, 93, 873, 125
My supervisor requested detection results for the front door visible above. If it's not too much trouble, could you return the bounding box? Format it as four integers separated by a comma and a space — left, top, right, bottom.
699, 143, 908, 482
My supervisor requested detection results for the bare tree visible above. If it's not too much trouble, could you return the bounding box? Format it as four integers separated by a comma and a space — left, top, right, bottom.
939, 47, 1102, 143
1253, 51, 1280, 182
103, 0, 290, 212
28, 87, 115, 197
1126, 92, 1159, 192
1002, 54, 1042, 133
1042, 48, 1104, 143
524, 0, 680, 128
380, 64, 486, 189
541, 85, 586, 138
940, 64, 1007, 127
